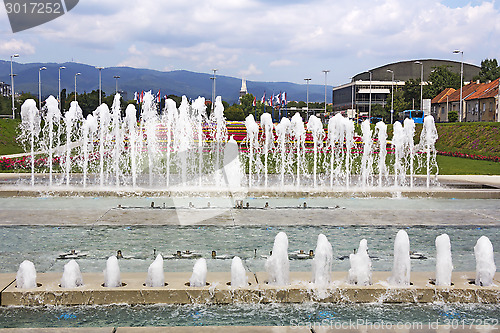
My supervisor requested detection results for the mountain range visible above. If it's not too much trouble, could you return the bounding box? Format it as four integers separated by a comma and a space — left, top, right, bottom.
0, 61, 332, 104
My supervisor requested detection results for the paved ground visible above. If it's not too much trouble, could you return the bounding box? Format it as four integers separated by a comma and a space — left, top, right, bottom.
0, 326, 497, 332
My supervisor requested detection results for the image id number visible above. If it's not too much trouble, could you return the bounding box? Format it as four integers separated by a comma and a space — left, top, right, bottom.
5, 2, 62, 14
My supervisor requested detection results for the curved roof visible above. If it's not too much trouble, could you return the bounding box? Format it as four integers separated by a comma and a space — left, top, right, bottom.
353, 59, 480, 82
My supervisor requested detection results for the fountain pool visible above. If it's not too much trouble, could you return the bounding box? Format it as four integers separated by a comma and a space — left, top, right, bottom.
0, 196, 498, 328
2, 95, 499, 328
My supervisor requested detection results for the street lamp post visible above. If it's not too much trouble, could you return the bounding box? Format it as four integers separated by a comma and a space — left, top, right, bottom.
304, 78, 311, 120
415, 61, 423, 112
38, 66, 47, 110
96, 67, 104, 105
74, 73, 81, 102
453, 50, 464, 122
113, 75, 120, 94
211, 69, 217, 111
10, 54, 19, 118
322, 70, 330, 114
368, 71, 372, 122
58, 66, 65, 110
351, 77, 355, 120
387, 69, 394, 124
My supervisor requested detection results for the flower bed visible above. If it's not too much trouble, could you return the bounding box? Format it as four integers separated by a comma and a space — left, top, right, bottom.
437, 151, 500, 163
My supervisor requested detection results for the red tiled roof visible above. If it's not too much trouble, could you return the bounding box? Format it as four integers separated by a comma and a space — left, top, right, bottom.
446, 82, 481, 102
431, 88, 455, 104
466, 78, 499, 100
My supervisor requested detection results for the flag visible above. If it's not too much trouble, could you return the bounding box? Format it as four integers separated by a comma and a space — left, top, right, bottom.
261, 92, 266, 104
269, 96, 273, 107
252, 96, 256, 107
140, 91, 144, 103
133, 92, 138, 102
156, 90, 161, 103
275, 93, 281, 105
281, 91, 287, 105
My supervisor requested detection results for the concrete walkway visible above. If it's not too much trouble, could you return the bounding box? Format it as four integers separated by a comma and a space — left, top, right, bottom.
0, 326, 497, 332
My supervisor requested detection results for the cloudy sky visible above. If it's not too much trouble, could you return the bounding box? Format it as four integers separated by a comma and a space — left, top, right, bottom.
1, 0, 499, 86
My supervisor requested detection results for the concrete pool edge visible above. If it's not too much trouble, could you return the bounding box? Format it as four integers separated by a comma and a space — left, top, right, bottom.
1, 272, 499, 306
0, 175, 499, 199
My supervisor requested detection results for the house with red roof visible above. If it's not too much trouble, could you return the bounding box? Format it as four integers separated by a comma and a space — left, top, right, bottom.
431, 79, 499, 122
464, 78, 499, 122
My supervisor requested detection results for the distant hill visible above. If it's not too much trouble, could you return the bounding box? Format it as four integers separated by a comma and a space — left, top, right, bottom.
0, 61, 331, 104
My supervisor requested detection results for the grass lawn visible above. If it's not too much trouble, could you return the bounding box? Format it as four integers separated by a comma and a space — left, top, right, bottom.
0, 118, 22, 155
437, 155, 500, 175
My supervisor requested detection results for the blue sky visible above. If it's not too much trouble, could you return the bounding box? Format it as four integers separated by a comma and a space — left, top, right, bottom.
1, 0, 499, 86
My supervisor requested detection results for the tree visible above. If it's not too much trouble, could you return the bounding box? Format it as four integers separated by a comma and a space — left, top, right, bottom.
448, 110, 458, 122
224, 104, 245, 121
371, 104, 390, 122
426, 66, 461, 99
239, 94, 256, 118
474, 59, 500, 83
402, 78, 421, 109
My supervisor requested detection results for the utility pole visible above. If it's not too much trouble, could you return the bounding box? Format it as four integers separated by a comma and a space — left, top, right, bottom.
10, 54, 19, 118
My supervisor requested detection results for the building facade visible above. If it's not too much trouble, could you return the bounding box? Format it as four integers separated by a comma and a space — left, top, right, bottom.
432, 79, 499, 122
0, 82, 11, 97
333, 59, 480, 119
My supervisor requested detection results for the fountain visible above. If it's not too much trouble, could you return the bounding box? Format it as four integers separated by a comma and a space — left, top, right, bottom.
265, 232, 289, 285
230, 256, 248, 288
42, 96, 61, 187
104, 256, 121, 287
177, 96, 195, 186
419, 115, 439, 188
210, 96, 227, 186
223, 136, 243, 189
191, 97, 207, 187
360, 119, 373, 188
260, 113, 273, 188
16, 260, 37, 289
275, 117, 291, 187
392, 121, 406, 187
435, 233, 453, 286
388, 230, 411, 286
60, 259, 83, 288
190, 258, 207, 287
2, 88, 500, 331
244, 114, 260, 188
110, 94, 124, 187
311, 234, 333, 286
12, 94, 448, 191
403, 118, 416, 188
290, 113, 305, 187
81, 114, 98, 188
124, 104, 139, 187
18, 99, 40, 187
306, 115, 324, 188
93, 104, 110, 187
145, 254, 164, 287
474, 236, 496, 286
347, 239, 372, 286
63, 101, 83, 186
374, 121, 388, 187
327, 113, 344, 187
141, 92, 159, 187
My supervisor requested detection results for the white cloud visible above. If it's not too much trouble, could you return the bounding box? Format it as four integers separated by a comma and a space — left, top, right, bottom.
128, 45, 142, 56
117, 56, 149, 69
3, 0, 500, 83
0, 39, 35, 56
239, 64, 262, 77
270, 59, 296, 67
